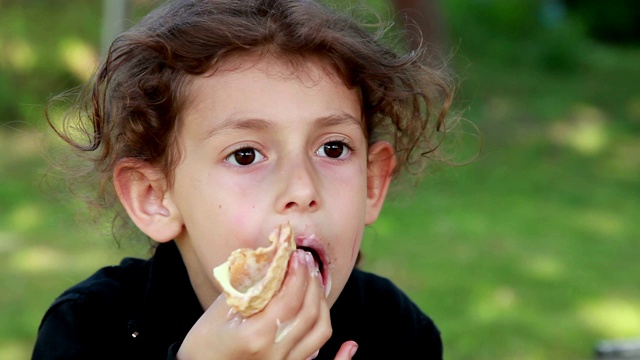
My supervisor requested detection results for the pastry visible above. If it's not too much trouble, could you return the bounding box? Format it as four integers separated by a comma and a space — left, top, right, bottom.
213, 223, 296, 317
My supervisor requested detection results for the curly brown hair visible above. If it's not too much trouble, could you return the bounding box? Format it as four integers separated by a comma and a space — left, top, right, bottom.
48, 0, 454, 215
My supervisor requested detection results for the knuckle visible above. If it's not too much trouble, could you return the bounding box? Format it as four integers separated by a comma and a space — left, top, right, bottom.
303, 304, 320, 320
319, 325, 333, 342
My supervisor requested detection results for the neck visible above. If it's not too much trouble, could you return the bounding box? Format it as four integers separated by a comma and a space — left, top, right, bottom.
174, 238, 222, 310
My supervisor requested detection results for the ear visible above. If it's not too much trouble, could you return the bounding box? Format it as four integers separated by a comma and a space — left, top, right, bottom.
365, 141, 397, 225
113, 158, 183, 243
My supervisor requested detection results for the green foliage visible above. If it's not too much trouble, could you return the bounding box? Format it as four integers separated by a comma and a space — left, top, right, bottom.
528, 20, 587, 72
565, 0, 640, 44
444, 0, 591, 73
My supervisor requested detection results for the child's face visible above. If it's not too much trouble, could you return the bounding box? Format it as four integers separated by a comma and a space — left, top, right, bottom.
167, 55, 385, 308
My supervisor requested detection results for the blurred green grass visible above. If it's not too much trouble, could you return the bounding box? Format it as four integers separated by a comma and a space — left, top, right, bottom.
1, 0, 639, 359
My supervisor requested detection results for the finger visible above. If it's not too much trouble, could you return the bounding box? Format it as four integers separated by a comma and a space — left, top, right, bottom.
286, 293, 331, 360
177, 294, 245, 359
283, 253, 333, 359
200, 250, 311, 359
333, 341, 359, 360
243, 250, 309, 346
306, 349, 320, 360
265, 249, 312, 319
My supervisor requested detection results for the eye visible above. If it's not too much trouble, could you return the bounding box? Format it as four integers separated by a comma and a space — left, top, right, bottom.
316, 141, 351, 159
225, 147, 266, 166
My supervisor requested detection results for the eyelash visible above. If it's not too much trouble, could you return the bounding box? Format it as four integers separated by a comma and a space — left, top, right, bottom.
224, 145, 266, 167
315, 139, 354, 160
224, 139, 355, 167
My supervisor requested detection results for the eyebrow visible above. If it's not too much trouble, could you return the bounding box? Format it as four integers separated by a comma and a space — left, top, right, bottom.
203, 117, 274, 140
314, 113, 364, 132
203, 112, 363, 140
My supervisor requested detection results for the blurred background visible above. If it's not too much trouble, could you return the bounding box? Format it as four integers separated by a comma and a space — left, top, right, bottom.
1, 0, 638, 359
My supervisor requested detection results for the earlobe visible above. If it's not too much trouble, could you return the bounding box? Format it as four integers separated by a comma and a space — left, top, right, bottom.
113, 158, 183, 243
365, 141, 397, 225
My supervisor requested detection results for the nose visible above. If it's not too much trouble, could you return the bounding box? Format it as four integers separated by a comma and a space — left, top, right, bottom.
275, 154, 320, 214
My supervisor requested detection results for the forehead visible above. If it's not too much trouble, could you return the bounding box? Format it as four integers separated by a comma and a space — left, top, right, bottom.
178, 53, 363, 137
188, 52, 351, 95
183, 53, 360, 114
212, 53, 351, 91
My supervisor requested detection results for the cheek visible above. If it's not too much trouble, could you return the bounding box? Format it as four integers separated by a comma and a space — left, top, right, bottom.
204, 171, 271, 241
321, 157, 367, 192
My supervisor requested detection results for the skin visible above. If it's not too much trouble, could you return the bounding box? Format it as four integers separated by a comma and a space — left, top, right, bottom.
114, 54, 396, 359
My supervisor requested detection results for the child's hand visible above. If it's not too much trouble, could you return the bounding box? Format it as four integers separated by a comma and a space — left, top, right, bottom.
177, 250, 355, 359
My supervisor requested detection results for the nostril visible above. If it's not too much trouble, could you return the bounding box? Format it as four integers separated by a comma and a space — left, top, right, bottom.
284, 200, 317, 210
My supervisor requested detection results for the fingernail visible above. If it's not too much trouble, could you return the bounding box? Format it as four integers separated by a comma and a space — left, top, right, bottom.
305, 251, 315, 269
349, 342, 359, 357
291, 251, 300, 269
306, 349, 320, 360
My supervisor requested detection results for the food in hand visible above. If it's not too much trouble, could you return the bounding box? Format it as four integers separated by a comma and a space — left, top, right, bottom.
213, 223, 296, 317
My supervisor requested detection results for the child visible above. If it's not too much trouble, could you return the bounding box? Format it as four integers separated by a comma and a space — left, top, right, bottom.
33, 0, 454, 358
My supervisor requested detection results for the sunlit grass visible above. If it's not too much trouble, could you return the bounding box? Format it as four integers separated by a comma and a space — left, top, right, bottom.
522, 254, 565, 280
548, 103, 609, 155
6, 203, 44, 233
1, 1, 639, 359
0, 340, 32, 360
579, 297, 640, 338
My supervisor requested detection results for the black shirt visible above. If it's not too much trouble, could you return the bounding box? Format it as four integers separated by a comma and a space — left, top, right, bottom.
32, 241, 442, 359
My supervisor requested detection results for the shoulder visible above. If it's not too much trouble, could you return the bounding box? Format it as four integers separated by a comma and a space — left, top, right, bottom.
339, 268, 439, 329
51, 257, 150, 313
32, 257, 151, 359
327, 268, 443, 359
343, 267, 406, 299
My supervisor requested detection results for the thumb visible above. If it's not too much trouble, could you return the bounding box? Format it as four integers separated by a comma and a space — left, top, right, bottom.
334, 340, 358, 359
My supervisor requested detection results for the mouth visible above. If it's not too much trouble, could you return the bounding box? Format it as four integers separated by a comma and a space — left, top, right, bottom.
295, 238, 331, 296
297, 245, 324, 275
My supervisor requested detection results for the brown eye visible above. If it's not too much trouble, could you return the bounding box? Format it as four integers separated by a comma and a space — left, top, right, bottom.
317, 141, 350, 159
226, 147, 265, 166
